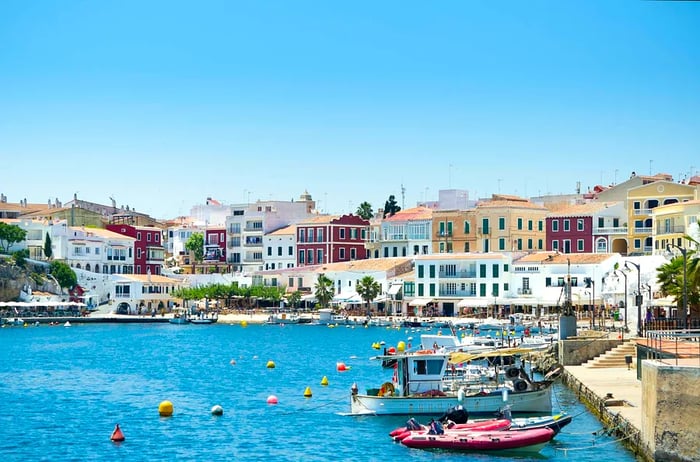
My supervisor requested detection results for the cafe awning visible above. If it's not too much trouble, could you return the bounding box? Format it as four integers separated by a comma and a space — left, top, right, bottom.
408, 298, 433, 307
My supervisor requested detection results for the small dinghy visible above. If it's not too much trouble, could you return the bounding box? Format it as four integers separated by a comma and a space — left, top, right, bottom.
401, 427, 555, 453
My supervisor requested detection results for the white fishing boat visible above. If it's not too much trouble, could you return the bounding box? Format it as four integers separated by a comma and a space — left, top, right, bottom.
349, 348, 553, 416
267, 312, 300, 324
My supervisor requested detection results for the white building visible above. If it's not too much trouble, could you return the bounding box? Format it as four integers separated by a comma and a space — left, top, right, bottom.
380, 206, 434, 258
51, 224, 136, 275
263, 225, 296, 271
111, 273, 182, 315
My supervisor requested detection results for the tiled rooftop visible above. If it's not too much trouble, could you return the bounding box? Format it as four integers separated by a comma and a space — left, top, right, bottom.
514, 252, 615, 264
548, 201, 621, 217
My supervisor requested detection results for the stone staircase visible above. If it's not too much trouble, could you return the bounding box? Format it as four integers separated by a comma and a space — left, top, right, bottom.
583, 340, 637, 368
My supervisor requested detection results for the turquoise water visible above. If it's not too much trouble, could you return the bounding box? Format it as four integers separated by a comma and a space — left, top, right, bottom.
0, 323, 641, 461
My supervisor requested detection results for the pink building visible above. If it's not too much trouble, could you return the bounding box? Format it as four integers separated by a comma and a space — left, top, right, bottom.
106, 223, 165, 275
296, 214, 369, 266
546, 202, 624, 254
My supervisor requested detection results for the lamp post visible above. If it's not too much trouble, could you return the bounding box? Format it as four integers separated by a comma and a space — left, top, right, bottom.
666, 244, 688, 330
624, 261, 642, 337
615, 269, 628, 336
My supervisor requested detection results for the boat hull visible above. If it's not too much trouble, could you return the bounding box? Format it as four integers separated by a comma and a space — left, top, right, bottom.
401, 427, 554, 453
351, 386, 552, 416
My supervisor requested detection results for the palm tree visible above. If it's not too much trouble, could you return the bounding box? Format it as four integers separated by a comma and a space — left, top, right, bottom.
287, 291, 302, 311
657, 234, 700, 320
314, 274, 334, 308
356, 275, 382, 316
356, 201, 374, 220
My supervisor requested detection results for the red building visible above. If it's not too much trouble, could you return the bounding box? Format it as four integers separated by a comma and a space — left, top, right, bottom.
106, 224, 165, 275
296, 214, 369, 266
546, 202, 624, 254
204, 227, 226, 262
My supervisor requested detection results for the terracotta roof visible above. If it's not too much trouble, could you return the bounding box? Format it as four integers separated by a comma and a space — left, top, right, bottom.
297, 215, 340, 225
268, 225, 296, 236
117, 274, 180, 284
476, 197, 547, 210
317, 257, 412, 272
0, 202, 50, 214
514, 252, 615, 264
414, 252, 507, 261
548, 201, 621, 217
70, 227, 136, 241
384, 206, 433, 221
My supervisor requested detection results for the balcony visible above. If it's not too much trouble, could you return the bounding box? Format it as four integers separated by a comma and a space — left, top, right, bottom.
633, 208, 652, 216
517, 288, 532, 295
438, 290, 477, 297
656, 225, 686, 235
438, 271, 477, 278
436, 231, 453, 237
594, 226, 628, 235
633, 227, 652, 234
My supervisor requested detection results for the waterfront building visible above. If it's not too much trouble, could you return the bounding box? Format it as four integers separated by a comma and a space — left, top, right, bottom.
226, 193, 317, 274
651, 199, 700, 254
164, 222, 199, 262
380, 206, 434, 258
51, 224, 136, 275
106, 223, 165, 275
626, 180, 697, 256
110, 273, 182, 315
0, 195, 50, 219
546, 201, 625, 254
204, 226, 227, 262
263, 224, 296, 271
431, 209, 473, 254
19, 202, 106, 228
473, 195, 547, 253
64, 194, 161, 227
296, 214, 369, 267
189, 197, 231, 227
2, 217, 54, 258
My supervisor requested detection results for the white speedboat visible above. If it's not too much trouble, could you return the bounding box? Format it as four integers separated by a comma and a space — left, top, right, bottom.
349, 349, 553, 416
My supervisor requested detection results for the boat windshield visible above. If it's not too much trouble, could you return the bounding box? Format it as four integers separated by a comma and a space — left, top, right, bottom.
414, 358, 444, 375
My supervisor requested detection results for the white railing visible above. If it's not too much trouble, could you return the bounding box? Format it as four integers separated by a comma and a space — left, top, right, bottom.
594, 227, 628, 234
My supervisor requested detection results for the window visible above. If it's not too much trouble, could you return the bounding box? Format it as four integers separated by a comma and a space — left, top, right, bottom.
545, 277, 551, 287
482, 218, 489, 234
317, 249, 323, 263
299, 229, 305, 243
429, 283, 435, 297
499, 217, 505, 230
552, 240, 559, 251
447, 221, 453, 235
479, 283, 486, 297
634, 239, 641, 249
492, 283, 499, 297
350, 248, 356, 259
563, 219, 570, 231
429, 265, 435, 278
577, 239, 584, 251
552, 220, 559, 232
339, 248, 346, 260
418, 265, 424, 278
464, 221, 470, 234
299, 250, 305, 263
483, 239, 489, 252
317, 228, 324, 242
504, 283, 509, 291
339, 228, 346, 239
137, 232, 142, 240
517, 239, 522, 250
350, 228, 358, 239
499, 238, 505, 250
517, 218, 523, 230
528, 220, 533, 231
538, 239, 543, 250
278, 246, 282, 256
288, 277, 294, 287
527, 238, 532, 249
308, 229, 315, 242
439, 242, 445, 253
267, 247, 272, 256
464, 242, 470, 252
492, 264, 499, 278
418, 284, 424, 296
147, 233, 151, 242
479, 264, 486, 278
577, 219, 584, 231
503, 264, 509, 272
307, 249, 313, 264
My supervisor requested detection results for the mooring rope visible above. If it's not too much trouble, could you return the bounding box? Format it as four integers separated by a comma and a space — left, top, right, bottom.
553, 431, 635, 455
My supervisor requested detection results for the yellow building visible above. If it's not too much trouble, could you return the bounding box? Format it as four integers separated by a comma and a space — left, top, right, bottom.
626, 181, 697, 255
652, 199, 700, 254
431, 209, 474, 254
472, 195, 548, 253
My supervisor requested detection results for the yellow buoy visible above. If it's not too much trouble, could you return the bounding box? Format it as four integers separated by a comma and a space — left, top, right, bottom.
397, 341, 406, 352
321, 376, 329, 386
304, 386, 312, 398
266, 360, 276, 369
240, 320, 248, 328
159, 400, 174, 417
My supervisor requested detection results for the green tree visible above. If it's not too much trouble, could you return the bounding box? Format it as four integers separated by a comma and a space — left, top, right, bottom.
383, 195, 401, 218
43, 233, 53, 260
12, 249, 29, 267
185, 232, 205, 270
356, 275, 381, 316
314, 273, 334, 308
287, 291, 302, 310
0, 222, 27, 253
356, 201, 374, 220
50, 260, 78, 290
657, 235, 700, 319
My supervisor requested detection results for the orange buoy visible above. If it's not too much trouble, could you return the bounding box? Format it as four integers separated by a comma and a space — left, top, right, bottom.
110, 424, 125, 442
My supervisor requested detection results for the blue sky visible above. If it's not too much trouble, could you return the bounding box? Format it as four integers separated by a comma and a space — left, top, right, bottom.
1, 1, 698, 219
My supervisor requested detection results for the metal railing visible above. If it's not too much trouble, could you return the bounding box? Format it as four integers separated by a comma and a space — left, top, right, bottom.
594, 226, 628, 234
644, 327, 700, 366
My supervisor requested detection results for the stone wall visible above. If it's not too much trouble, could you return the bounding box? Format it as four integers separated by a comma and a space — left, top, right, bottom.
642, 360, 700, 462
558, 339, 622, 365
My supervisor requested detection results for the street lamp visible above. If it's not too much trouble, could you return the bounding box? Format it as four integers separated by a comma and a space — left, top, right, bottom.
666, 244, 688, 330
615, 270, 628, 337
624, 261, 642, 337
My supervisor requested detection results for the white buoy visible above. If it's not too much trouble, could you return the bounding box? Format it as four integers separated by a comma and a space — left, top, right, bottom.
211, 405, 224, 416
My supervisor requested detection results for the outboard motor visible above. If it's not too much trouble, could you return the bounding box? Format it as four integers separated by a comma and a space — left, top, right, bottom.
406, 417, 421, 431
437, 405, 469, 424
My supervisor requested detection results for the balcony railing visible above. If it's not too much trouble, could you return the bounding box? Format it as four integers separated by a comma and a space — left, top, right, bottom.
438, 271, 477, 278
633, 208, 652, 216
436, 231, 453, 237
656, 225, 686, 235
438, 290, 477, 297
517, 288, 532, 295
594, 227, 628, 235
633, 227, 652, 234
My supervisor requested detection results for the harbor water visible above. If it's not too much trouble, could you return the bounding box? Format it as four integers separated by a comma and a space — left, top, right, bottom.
0, 323, 642, 461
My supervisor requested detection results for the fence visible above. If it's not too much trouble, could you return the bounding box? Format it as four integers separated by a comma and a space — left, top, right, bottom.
643, 328, 700, 367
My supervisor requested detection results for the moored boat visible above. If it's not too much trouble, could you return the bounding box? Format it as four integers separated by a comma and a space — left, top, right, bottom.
350, 349, 553, 416
400, 427, 555, 453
